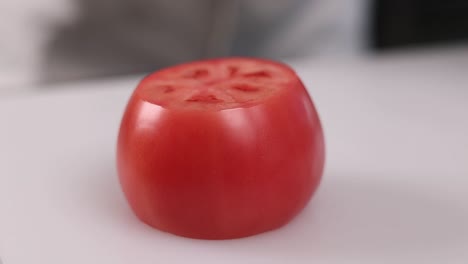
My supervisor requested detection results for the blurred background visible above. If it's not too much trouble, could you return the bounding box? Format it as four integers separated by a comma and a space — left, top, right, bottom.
0, 0, 467, 93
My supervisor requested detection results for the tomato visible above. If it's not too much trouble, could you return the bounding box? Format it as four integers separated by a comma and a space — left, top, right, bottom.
117, 57, 325, 239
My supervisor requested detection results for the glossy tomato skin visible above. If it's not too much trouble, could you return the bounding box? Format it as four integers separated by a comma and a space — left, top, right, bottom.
117, 59, 324, 239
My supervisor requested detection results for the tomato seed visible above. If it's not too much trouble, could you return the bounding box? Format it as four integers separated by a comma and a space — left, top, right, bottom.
163, 86, 175, 93
186, 69, 210, 79
186, 94, 223, 103
228, 66, 239, 77
243, 71, 271, 78
232, 84, 260, 92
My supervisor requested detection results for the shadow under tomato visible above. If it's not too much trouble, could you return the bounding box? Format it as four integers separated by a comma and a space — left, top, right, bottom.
74, 157, 468, 262
202, 170, 468, 262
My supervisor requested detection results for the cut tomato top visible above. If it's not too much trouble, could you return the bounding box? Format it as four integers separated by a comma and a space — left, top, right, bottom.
136, 57, 300, 110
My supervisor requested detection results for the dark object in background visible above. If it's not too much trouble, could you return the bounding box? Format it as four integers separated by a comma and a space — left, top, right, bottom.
372, 0, 468, 50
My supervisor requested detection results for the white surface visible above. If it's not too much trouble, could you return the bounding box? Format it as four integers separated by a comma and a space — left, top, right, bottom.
1, 48, 468, 263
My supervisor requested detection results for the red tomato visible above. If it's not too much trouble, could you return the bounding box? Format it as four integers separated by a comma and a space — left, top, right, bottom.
117, 57, 325, 239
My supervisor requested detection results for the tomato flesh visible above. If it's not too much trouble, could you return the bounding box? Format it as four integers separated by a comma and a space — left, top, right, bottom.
117, 57, 325, 239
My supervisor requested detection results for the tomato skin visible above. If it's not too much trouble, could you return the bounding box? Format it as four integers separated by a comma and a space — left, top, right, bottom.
117, 60, 324, 239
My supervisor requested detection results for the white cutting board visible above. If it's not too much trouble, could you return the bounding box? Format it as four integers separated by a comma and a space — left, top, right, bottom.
1, 49, 468, 263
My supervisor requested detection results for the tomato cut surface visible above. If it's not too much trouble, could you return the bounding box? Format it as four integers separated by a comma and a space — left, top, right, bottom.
117, 57, 325, 239
138, 58, 295, 110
